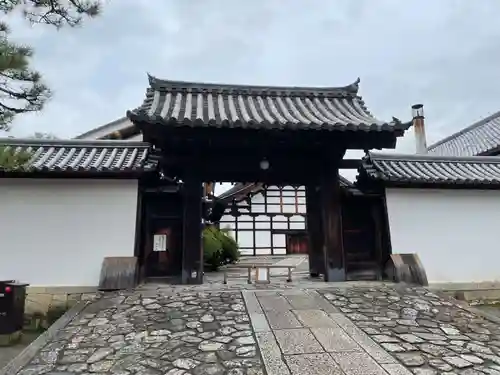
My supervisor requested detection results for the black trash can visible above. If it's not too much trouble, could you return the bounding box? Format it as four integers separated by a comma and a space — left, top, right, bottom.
0, 281, 29, 335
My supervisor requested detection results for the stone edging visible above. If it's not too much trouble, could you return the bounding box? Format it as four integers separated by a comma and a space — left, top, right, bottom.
457, 302, 500, 325
0, 300, 90, 375
431, 289, 500, 327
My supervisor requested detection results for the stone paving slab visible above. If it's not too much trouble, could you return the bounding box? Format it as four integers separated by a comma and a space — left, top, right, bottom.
250, 289, 404, 375
274, 328, 324, 355
249, 314, 269, 333
285, 353, 343, 375
330, 350, 388, 375
273, 256, 307, 267
292, 309, 339, 327
264, 310, 302, 329
311, 327, 361, 352
258, 295, 293, 312
285, 292, 339, 312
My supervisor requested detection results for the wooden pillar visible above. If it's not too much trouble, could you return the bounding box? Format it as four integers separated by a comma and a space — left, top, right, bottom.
182, 175, 204, 284
305, 185, 324, 277
319, 163, 345, 282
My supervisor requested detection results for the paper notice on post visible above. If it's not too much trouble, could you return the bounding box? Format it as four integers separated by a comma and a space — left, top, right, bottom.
153, 234, 167, 252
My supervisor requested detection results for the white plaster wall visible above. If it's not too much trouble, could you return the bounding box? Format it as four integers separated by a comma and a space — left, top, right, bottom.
385, 188, 500, 283
0, 179, 138, 287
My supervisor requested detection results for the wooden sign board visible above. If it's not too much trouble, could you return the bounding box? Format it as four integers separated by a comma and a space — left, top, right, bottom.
153, 234, 167, 252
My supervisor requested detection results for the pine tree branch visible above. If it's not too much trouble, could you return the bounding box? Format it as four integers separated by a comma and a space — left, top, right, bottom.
0, 0, 101, 130
16, 0, 101, 28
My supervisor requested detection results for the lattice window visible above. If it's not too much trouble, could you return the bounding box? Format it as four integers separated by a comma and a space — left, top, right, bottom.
220, 184, 308, 256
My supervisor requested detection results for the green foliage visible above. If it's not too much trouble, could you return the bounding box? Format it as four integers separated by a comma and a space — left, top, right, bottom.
217, 226, 240, 264
203, 226, 223, 271
0, 29, 50, 130
0, 0, 101, 129
45, 304, 68, 326
0, 146, 32, 170
203, 225, 240, 271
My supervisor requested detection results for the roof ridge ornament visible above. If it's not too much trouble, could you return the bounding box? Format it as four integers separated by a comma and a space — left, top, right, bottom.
147, 73, 157, 87
343, 77, 361, 95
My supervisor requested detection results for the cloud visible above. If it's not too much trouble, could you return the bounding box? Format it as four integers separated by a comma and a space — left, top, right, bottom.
3, 0, 500, 159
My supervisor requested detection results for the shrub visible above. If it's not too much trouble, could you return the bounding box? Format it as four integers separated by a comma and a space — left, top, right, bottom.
203, 226, 223, 271
202, 225, 240, 271
217, 227, 240, 264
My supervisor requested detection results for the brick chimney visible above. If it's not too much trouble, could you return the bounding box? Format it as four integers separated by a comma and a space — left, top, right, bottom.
412, 104, 427, 154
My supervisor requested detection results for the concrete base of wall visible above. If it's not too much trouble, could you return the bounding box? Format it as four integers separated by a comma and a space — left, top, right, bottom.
430, 281, 500, 305
24, 286, 98, 320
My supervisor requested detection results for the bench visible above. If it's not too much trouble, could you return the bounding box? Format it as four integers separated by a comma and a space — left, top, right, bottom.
223, 263, 296, 284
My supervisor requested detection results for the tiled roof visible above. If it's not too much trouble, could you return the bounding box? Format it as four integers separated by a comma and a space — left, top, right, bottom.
0, 139, 156, 176
218, 176, 354, 201
360, 152, 500, 187
427, 111, 500, 157
75, 117, 140, 140
127, 75, 411, 133
218, 183, 264, 202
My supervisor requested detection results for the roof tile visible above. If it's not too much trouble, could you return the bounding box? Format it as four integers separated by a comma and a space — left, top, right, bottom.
127, 76, 411, 133
427, 111, 500, 156
0, 139, 155, 175
360, 152, 500, 186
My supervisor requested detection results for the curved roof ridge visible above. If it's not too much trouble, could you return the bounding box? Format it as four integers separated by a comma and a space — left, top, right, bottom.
147, 74, 361, 97
0, 138, 149, 148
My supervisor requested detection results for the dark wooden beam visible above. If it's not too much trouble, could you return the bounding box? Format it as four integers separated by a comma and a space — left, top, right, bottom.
339, 159, 362, 169
305, 185, 324, 278
141, 121, 400, 152
160, 152, 329, 185
319, 161, 346, 282
182, 175, 203, 284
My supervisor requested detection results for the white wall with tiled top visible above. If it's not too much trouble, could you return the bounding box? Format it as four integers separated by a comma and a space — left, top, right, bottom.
0, 179, 138, 286
385, 188, 500, 283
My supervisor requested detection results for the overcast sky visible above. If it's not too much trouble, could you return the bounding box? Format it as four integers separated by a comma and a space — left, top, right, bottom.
5, 0, 500, 182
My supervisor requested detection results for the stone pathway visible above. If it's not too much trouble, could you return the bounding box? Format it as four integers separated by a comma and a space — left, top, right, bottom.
8, 283, 500, 375
16, 291, 264, 375
318, 285, 500, 374
246, 289, 401, 375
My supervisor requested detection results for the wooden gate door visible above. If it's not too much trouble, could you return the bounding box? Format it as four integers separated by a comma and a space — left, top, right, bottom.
144, 218, 182, 278
341, 195, 382, 279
